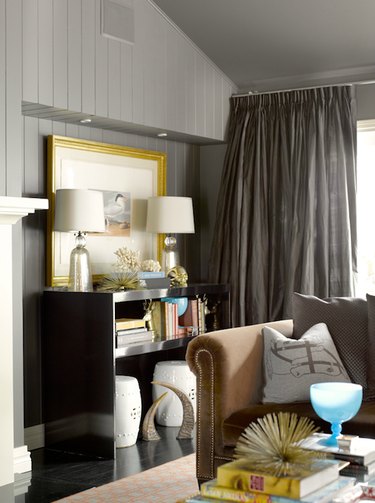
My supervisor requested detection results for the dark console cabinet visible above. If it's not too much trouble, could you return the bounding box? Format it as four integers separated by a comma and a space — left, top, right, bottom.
42, 284, 230, 459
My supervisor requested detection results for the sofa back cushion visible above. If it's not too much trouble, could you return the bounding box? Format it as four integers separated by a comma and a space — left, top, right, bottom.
292, 293, 368, 389
366, 294, 375, 398
262, 323, 351, 403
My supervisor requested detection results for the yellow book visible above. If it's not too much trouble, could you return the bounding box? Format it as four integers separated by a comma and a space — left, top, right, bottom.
150, 301, 167, 341
201, 478, 271, 502
115, 318, 146, 330
216, 458, 342, 500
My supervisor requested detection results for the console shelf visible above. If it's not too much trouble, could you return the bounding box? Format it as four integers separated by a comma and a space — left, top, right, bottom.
42, 283, 230, 459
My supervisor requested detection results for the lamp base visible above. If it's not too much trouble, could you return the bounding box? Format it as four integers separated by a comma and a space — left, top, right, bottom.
68, 232, 93, 291
163, 235, 180, 272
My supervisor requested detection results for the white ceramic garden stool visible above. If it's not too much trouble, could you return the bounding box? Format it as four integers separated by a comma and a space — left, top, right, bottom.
115, 376, 142, 448
152, 360, 196, 427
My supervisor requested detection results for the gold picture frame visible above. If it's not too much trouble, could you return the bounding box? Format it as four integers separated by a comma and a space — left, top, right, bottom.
46, 135, 166, 287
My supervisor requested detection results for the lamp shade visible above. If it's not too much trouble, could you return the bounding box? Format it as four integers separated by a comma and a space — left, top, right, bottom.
146, 196, 195, 234
54, 188, 105, 233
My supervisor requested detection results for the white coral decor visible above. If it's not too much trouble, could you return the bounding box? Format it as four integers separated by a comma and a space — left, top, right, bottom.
113, 246, 141, 272
141, 259, 161, 272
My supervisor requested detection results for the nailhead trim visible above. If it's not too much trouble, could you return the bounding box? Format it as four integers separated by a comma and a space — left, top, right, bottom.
194, 348, 215, 479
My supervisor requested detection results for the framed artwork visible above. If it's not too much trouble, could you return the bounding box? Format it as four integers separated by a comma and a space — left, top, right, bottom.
46, 135, 166, 287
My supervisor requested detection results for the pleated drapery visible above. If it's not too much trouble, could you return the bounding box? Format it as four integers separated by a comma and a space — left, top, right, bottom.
209, 86, 357, 327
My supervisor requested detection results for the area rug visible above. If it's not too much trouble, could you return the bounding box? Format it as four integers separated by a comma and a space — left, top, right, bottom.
55, 453, 198, 503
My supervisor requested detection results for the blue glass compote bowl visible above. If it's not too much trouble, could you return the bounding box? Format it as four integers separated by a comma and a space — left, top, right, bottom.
310, 382, 363, 447
162, 297, 188, 316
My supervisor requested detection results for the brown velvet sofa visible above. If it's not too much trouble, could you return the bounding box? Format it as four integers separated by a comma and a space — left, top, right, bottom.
186, 318, 375, 484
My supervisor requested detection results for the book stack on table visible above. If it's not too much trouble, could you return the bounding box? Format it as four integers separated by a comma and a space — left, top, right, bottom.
115, 317, 153, 347
300, 434, 375, 483
184, 457, 356, 503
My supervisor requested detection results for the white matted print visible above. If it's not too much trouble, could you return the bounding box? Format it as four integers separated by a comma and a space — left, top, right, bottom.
47, 135, 166, 287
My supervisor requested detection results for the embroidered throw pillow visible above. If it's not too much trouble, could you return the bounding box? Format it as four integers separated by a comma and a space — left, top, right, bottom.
262, 323, 351, 403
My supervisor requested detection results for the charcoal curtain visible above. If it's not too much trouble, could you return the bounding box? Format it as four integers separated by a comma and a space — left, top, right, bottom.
209, 86, 357, 327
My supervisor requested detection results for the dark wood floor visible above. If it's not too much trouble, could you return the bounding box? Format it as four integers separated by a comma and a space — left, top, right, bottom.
24, 426, 196, 503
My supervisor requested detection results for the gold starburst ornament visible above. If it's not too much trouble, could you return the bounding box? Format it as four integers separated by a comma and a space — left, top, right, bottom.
96, 272, 141, 291
234, 412, 321, 477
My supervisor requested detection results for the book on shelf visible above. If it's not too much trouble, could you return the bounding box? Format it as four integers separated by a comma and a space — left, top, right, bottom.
116, 327, 150, 336
300, 433, 375, 466
116, 330, 154, 347
136, 270, 170, 289
179, 299, 199, 334
197, 296, 207, 334
152, 300, 188, 341
216, 458, 345, 500
150, 301, 167, 340
137, 271, 166, 279
163, 300, 178, 340
115, 318, 146, 331
199, 476, 356, 503
144, 277, 171, 289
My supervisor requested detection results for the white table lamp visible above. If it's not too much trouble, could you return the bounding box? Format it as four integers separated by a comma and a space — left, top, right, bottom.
54, 188, 105, 291
146, 196, 195, 272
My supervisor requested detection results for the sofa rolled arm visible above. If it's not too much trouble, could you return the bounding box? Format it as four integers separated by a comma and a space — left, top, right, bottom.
186, 319, 293, 481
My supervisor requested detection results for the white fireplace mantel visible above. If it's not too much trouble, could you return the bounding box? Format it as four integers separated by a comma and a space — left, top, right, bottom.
0, 196, 48, 488
0, 196, 48, 224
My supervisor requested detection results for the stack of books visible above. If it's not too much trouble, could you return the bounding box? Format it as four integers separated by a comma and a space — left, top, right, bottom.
184, 457, 356, 503
300, 433, 375, 483
151, 300, 181, 340
137, 271, 170, 289
115, 317, 153, 347
151, 296, 208, 340
179, 296, 207, 336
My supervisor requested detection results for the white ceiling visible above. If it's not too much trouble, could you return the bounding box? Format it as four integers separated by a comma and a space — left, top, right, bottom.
152, 0, 375, 92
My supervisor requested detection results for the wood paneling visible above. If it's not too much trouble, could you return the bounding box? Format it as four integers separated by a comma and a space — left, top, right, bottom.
22, 0, 38, 103
22, 0, 236, 142
67, 0, 82, 112
53, 0, 68, 109
38, 0, 53, 106
95, 0, 109, 118
0, 0, 235, 435
81, 0, 96, 114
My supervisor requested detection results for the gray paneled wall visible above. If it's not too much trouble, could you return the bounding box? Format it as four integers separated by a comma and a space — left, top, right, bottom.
2, 0, 235, 441
0, 0, 25, 450
22, 0, 236, 142
22, 116, 200, 428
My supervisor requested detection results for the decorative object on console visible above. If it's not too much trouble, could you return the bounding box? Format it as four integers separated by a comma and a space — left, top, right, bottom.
146, 196, 195, 273
234, 412, 320, 477
142, 392, 168, 441
207, 299, 221, 331
167, 265, 188, 287
152, 360, 196, 429
262, 323, 351, 404
96, 272, 141, 291
141, 258, 161, 272
310, 382, 363, 446
115, 376, 142, 448
113, 246, 141, 272
162, 297, 188, 317
152, 380, 195, 439
54, 188, 105, 291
